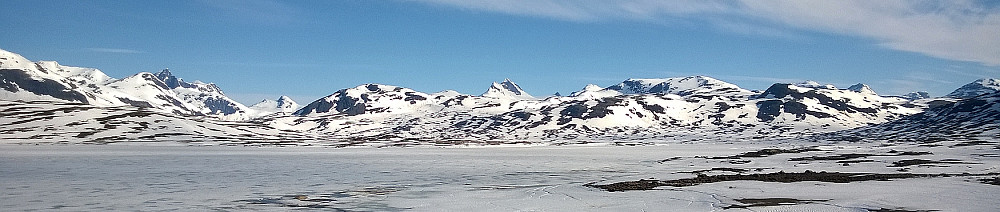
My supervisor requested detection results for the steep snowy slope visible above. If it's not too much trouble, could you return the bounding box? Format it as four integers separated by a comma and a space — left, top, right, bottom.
152, 69, 254, 120
947, 78, 1000, 98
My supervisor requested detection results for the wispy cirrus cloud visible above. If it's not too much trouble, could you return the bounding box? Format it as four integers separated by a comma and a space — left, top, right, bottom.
414, 0, 733, 21
197, 0, 300, 25
413, 0, 1000, 66
85, 48, 144, 54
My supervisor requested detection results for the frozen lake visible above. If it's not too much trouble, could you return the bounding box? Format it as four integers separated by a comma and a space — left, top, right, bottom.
2, 142, 998, 211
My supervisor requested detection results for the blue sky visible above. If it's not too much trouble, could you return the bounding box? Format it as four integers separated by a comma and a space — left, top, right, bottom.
2, 0, 998, 104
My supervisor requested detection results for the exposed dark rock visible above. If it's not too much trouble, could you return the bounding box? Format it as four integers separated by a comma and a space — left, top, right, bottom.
789, 154, 875, 161
707, 147, 822, 159
756, 100, 783, 122
723, 198, 828, 209
980, 177, 1000, 186
889, 159, 975, 167
587, 171, 999, 192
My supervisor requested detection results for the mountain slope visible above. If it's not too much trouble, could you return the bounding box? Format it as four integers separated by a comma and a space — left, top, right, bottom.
0, 48, 256, 120
153, 69, 253, 119
269, 77, 925, 143
4, 48, 993, 144
481, 78, 535, 100
1, 50, 93, 103
947, 78, 1000, 98
250, 96, 301, 116
604, 76, 751, 96
0, 100, 325, 144
830, 91, 1000, 142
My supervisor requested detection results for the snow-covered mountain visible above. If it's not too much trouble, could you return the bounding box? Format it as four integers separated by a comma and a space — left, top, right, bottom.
829, 90, 1000, 142
569, 84, 621, 99
900, 91, 931, 100
846, 83, 876, 94
0, 100, 326, 144
3, 48, 997, 145
268, 76, 926, 143
947, 78, 1000, 98
0, 48, 257, 120
293, 84, 440, 116
604, 76, 751, 96
481, 78, 535, 100
250, 96, 301, 116
152, 69, 254, 120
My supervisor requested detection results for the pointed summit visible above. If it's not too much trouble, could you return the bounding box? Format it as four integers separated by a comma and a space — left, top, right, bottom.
275, 95, 299, 111
847, 83, 876, 94
155, 68, 172, 77
154, 68, 185, 89
481, 78, 534, 100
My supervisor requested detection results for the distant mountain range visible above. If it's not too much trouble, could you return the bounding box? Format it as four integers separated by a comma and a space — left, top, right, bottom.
1, 48, 997, 145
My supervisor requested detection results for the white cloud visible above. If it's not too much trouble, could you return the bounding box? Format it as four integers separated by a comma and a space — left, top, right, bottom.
85, 48, 144, 54
413, 0, 1000, 66
738, 1, 1000, 66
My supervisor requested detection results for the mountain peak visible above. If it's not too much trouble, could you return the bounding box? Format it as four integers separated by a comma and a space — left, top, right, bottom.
154, 68, 185, 89
901, 91, 930, 100
606, 76, 747, 96
569, 84, 621, 98
947, 78, 1000, 98
847, 83, 876, 94
250, 95, 301, 114
482, 78, 534, 99
155, 68, 172, 77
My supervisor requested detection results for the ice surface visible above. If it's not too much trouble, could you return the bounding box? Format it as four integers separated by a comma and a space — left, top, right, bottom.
2, 141, 996, 211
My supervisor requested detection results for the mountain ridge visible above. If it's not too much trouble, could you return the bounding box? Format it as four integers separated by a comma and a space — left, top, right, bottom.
1, 48, 997, 145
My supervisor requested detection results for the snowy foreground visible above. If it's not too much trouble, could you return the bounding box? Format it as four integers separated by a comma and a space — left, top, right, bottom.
1, 142, 998, 211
